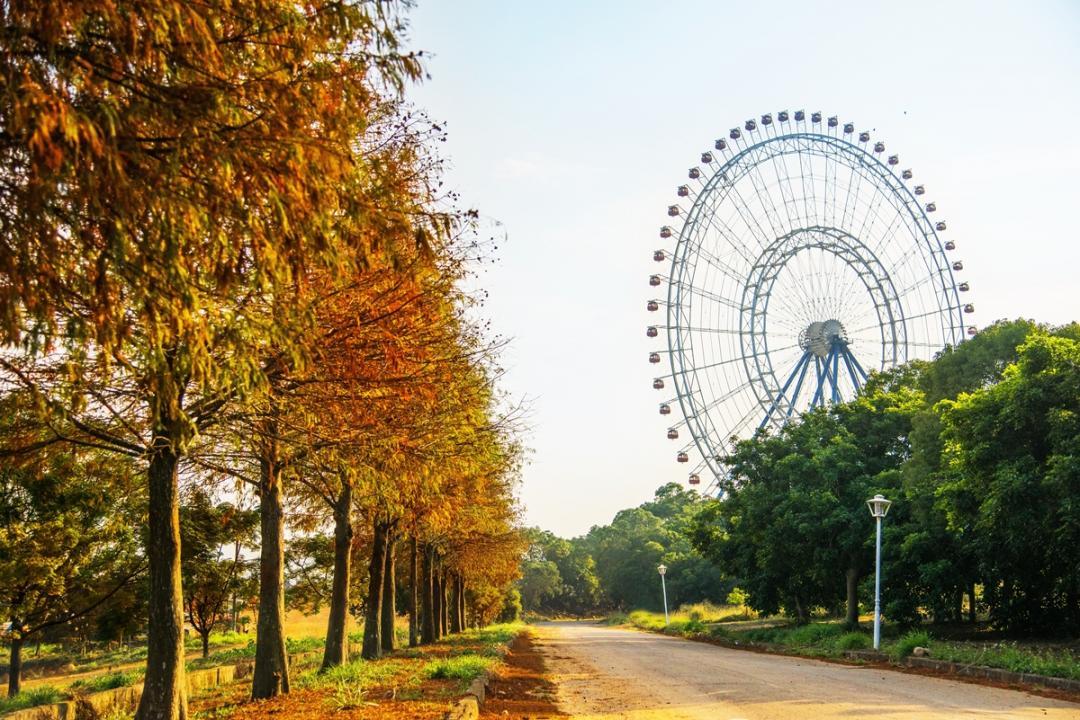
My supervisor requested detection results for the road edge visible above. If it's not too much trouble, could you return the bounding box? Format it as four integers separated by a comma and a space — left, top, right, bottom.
613, 622, 1080, 703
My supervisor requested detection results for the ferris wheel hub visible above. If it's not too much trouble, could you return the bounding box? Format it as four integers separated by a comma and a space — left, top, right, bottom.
800, 319, 849, 358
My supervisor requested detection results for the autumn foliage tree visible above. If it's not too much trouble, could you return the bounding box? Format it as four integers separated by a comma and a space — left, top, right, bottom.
0, 3, 527, 717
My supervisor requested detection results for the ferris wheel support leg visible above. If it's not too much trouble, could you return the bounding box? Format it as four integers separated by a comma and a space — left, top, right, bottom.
810, 356, 828, 409
847, 350, 869, 385
841, 348, 864, 394
786, 353, 813, 420
830, 346, 842, 404
758, 351, 812, 432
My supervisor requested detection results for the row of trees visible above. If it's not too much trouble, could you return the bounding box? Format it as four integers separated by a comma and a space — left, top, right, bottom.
0, 2, 524, 718
522, 320, 1079, 638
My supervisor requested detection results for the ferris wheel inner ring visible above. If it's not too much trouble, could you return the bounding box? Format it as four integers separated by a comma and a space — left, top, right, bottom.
739, 225, 906, 430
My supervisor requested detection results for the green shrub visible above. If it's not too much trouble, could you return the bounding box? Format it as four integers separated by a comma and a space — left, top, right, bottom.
893, 630, 931, 660
726, 588, 750, 607
605, 612, 629, 626
834, 632, 871, 651
786, 623, 844, 645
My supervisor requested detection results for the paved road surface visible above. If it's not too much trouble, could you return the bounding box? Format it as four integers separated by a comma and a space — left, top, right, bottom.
535, 621, 1079, 719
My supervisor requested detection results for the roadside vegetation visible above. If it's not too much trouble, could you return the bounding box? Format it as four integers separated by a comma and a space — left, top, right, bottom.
615, 609, 1080, 681
0, 623, 523, 717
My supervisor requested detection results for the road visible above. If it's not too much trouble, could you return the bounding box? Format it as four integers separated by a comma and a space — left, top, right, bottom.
535, 621, 1080, 719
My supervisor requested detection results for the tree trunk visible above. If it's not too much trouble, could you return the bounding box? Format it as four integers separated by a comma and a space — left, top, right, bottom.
381, 529, 396, 653
449, 575, 461, 634
231, 540, 241, 633
321, 483, 353, 670
361, 520, 387, 660
7, 636, 22, 698
439, 571, 448, 637
432, 567, 443, 640
135, 438, 188, 720
420, 545, 436, 644
408, 537, 419, 648
457, 577, 466, 632
793, 595, 808, 625
252, 429, 290, 699
844, 566, 860, 630
201, 632, 209, 659
969, 583, 977, 624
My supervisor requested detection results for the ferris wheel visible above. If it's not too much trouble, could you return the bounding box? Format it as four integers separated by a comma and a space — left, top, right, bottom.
646, 111, 974, 490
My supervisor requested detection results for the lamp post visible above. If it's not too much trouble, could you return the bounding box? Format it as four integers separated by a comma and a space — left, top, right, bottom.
866, 494, 892, 650
657, 564, 670, 625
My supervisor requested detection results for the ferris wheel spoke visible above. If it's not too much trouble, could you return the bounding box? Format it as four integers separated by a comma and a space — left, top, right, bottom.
676, 282, 743, 311
690, 341, 804, 376
896, 270, 945, 300
742, 152, 789, 240
674, 378, 757, 431
727, 180, 778, 251
685, 232, 754, 286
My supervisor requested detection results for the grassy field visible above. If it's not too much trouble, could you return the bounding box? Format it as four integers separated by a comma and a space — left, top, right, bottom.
616, 605, 1080, 681
1, 611, 519, 718
0, 608, 335, 714
193, 623, 522, 720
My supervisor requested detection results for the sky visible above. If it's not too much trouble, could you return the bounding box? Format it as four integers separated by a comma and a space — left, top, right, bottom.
405, 0, 1080, 538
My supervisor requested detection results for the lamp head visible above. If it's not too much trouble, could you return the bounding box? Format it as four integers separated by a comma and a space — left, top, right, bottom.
866, 494, 892, 519
657, 564, 667, 576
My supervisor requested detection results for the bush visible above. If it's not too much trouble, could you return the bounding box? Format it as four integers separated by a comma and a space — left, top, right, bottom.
786, 623, 844, 645
834, 632, 871, 651
893, 630, 932, 660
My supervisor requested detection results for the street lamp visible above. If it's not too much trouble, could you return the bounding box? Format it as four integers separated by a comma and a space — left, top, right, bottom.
866, 494, 892, 650
657, 564, 670, 625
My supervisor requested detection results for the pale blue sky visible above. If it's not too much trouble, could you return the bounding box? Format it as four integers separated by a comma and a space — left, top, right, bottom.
407, 1, 1080, 537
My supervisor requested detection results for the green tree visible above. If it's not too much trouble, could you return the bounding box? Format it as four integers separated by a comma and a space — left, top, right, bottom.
518, 559, 562, 611
0, 407, 144, 696
180, 491, 257, 658
691, 389, 915, 627
939, 333, 1080, 632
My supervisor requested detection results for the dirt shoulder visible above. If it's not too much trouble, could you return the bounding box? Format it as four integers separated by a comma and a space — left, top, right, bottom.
481, 631, 564, 719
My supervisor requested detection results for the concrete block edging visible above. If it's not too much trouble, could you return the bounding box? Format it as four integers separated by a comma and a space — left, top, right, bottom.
2, 650, 322, 720
444, 644, 511, 720
843, 650, 1080, 694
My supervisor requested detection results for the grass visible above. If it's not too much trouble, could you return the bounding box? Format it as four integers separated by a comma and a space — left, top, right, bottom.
69, 670, 144, 693
423, 655, 495, 683
0, 685, 64, 714
616, 609, 1080, 680
442, 622, 522, 648
906, 639, 1080, 680
892, 630, 932, 660
296, 656, 407, 692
